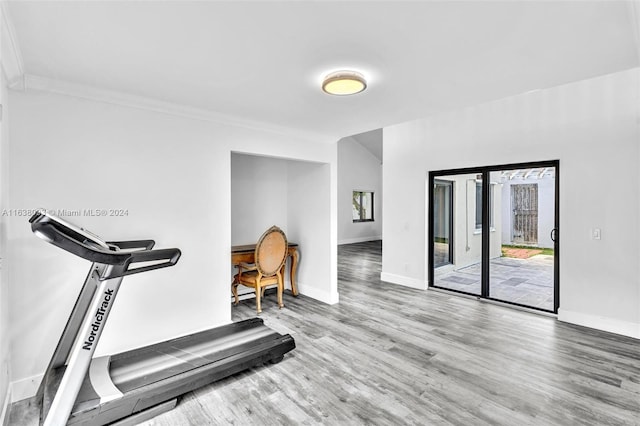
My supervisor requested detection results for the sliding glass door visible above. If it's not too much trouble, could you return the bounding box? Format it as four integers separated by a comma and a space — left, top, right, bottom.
429, 161, 559, 313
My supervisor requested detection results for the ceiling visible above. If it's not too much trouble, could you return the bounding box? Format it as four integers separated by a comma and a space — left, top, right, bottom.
6, 1, 640, 141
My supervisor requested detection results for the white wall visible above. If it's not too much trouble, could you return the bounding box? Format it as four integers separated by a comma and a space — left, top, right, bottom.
383, 68, 640, 339
231, 153, 289, 245
7, 88, 337, 400
0, 32, 11, 421
288, 160, 336, 303
337, 136, 382, 244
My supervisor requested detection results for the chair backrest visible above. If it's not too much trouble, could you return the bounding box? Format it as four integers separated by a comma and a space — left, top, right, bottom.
254, 226, 288, 277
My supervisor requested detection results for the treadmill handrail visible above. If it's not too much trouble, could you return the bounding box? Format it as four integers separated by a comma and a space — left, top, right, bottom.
102, 248, 182, 280
30, 211, 181, 277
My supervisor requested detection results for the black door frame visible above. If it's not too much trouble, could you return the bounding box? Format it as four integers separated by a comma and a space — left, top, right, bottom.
428, 160, 560, 314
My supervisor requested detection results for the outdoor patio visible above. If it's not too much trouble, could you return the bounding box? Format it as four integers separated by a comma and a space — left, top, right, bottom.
434, 253, 554, 311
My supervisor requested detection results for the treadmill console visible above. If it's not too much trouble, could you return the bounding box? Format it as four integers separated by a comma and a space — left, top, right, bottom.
30, 210, 111, 250
30, 210, 181, 279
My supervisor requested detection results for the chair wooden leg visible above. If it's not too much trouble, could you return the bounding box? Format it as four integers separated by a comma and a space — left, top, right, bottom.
255, 285, 262, 314
231, 280, 239, 306
277, 272, 284, 309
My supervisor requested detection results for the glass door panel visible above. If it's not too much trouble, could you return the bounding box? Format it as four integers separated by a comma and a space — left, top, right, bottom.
432, 173, 482, 296
433, 180, 453, 268
488, 167, 556, 311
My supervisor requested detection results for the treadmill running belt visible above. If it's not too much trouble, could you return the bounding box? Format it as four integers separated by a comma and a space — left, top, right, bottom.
110, 325, 282, 392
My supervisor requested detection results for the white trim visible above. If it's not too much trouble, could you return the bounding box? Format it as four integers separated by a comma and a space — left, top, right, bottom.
380, 272, 427, 290
0, 383, 11, 426
557, 309, 640, 340
338, 236, 381, 245
22, 74, 327, 143
296, 282, 339, 305
0, 2, 24, 89
10, 373, 42, 402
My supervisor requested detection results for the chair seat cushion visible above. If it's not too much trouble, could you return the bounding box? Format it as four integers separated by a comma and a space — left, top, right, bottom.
235, 270, 279, 286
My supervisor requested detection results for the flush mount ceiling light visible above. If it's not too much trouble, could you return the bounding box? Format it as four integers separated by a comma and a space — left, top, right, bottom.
322, 70, 367, 96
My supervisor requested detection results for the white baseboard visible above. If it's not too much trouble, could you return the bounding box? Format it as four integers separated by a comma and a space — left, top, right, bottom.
10, 373, 41, 403
557, 309, 640, 340
296, 282, 339, 305
0, 383, 11, 426
380, 272, 427, 290
338, 236, 382, 245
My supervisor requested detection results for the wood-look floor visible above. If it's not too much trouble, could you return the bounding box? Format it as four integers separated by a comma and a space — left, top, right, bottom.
10, 241, 638, 425
138, 240, 639, 425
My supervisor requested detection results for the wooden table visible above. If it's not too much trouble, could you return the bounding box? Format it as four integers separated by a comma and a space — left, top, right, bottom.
231, 243, 299, 296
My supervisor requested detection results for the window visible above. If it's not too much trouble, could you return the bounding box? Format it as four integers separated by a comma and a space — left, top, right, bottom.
475, 181, 494, 230
352, 191, 374, 222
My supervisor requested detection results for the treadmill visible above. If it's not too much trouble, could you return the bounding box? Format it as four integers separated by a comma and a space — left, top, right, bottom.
28, 211, 295, 425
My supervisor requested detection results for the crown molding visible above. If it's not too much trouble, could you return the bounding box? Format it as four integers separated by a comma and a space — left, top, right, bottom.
1, 2, 25, 89
23, 74, 330, 143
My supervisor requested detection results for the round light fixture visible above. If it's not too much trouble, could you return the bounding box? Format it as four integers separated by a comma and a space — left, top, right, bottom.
322, 70, 367, 96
